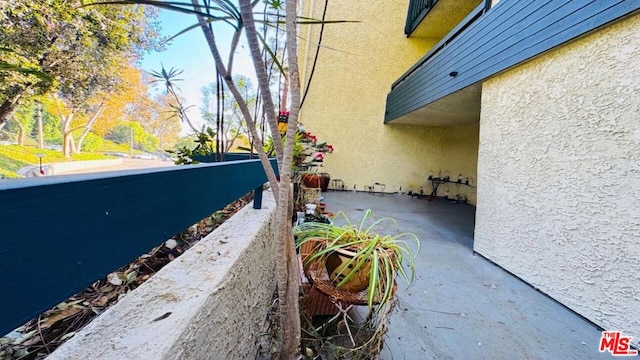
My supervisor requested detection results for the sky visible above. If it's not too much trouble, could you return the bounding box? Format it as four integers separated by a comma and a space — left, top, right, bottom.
140, 9, 258, 135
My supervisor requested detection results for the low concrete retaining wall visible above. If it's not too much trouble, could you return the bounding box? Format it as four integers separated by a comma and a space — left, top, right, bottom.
50, 159, 123, 174
49, 192, 278, 360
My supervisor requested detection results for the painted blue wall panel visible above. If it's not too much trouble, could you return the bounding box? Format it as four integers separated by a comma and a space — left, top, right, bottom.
0, 159, 276, 335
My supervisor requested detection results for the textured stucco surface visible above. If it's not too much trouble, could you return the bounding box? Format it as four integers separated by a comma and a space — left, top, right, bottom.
439, 122, 479, 204
49, 193, 277, 359
299, 2, 479, 202
475, 13, 640, 345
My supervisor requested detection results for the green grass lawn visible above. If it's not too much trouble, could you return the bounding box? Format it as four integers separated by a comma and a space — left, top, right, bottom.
0, 144, 117, 178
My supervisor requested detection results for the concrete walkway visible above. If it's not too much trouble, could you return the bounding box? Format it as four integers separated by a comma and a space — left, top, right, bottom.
321, 191, 613, 360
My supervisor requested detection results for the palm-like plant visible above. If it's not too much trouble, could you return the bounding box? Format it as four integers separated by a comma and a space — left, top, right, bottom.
294, 209, 420, 309
85, 1, 355, 356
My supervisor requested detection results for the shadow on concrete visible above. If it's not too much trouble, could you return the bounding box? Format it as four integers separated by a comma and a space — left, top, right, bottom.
321, 191, 610, 360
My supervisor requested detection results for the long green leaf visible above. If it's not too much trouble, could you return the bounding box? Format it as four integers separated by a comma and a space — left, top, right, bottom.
213, 0, 240, 20
367, 250, 379, 308
255, 31, 285, 77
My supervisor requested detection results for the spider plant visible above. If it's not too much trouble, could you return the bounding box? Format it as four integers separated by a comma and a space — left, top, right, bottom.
294, 209, 420, 309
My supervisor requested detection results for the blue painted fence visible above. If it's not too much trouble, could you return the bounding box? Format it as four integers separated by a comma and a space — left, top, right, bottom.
193, 152, 259, 163
0, 158, 276, 335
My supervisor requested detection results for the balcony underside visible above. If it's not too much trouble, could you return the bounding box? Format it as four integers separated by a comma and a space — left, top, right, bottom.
388, 83, 481, 126
387, 0, 640, 125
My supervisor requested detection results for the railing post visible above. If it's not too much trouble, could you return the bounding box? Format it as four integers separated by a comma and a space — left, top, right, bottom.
253, 184, 263, 209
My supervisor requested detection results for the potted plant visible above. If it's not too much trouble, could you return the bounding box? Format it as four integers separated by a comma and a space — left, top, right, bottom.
294, 209, 419, 309
299, 171, 331, 191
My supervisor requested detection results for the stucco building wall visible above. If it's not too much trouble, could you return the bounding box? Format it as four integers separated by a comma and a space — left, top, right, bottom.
299, 1, 449, 194
438, 123, 479, 204
475, 13, 640, 343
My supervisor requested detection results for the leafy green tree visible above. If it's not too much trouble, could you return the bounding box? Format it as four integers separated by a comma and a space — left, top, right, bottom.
4, 102, 35, 145
173, 134, 199, 151
0, 0, 162, 126
106, 121, 159, 153
80, 132, 104, 152
144, 93, 182, 150
41, 108, 62, 144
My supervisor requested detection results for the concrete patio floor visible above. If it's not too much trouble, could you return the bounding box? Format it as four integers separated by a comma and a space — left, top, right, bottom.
321, 191, 615, 360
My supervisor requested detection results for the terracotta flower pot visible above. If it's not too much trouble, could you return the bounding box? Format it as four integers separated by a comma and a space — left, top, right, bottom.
302, 173, 331, 191
301, 173, 321, 188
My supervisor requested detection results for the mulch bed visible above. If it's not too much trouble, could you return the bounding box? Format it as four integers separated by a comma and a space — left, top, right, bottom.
0, 193, 253, 360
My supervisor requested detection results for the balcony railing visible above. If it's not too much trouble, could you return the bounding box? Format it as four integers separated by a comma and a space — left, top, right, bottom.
405, 0, 439, 36
0, 158, 276, 336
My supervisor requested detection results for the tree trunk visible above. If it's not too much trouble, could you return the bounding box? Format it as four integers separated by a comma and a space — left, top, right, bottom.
36, 101, 44, 149
75, 103, 106, 154
269, 1, 304, 357
193, 1, 303, 357
280, 76, 289, 113
12, 117, 26, 146
0, 93, 23, 126
60, 112, 75, 158
238, 0, 284, 164
62, 131, 71, 158
69, 136, 77, 155
191, 0, 280, 196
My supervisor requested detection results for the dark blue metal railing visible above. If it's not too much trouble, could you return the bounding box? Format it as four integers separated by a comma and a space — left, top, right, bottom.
405, 0, 438, 36
0, 158, 276, 335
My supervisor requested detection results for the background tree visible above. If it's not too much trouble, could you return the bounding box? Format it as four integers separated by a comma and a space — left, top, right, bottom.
89, 65, 150, 137
0, 0, 161, 126
106, 121, 159, 152
145, 93, 181, 151
4, 101, 35, 145
201, 75, 255, 153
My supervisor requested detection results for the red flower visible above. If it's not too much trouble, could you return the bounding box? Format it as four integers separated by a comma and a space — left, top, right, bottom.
314, 152, 324, 161
326, 144, 334, 153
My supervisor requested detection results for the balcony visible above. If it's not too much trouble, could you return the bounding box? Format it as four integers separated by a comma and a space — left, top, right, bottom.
387, 0, 640, 125
404, 0, 438, 36
405, 0, 484, 38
